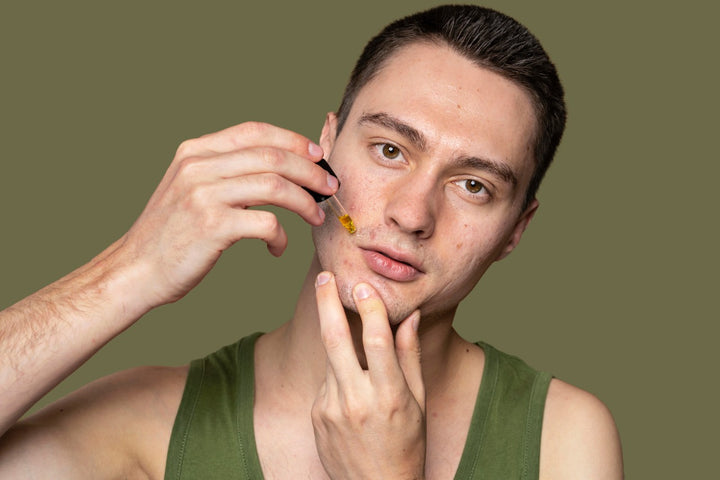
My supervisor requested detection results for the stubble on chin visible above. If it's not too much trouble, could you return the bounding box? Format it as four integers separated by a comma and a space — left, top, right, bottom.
332, 272, 418, 327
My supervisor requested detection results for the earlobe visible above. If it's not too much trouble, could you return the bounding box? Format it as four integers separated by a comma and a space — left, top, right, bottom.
496, 198, 539, 261
319, 112, 338, 156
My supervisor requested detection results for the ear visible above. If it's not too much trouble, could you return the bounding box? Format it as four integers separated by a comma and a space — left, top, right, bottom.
495, 198, 539, 262
319, 112, 338, 157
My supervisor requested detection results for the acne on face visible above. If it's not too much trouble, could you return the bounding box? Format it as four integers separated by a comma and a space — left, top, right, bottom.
313, 43, 538, 323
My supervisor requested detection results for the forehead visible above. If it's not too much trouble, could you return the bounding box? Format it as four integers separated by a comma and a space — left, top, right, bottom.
347, 42, 538, 185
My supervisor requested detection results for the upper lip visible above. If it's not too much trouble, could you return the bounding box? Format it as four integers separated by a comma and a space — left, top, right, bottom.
361, 244, 425, 273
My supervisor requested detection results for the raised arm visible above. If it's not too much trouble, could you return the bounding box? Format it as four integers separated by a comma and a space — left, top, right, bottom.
0, 122, 335, 441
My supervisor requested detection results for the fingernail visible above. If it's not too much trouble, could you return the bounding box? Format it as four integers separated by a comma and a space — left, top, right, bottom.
327, 174, 339, 191
308, 142, 323, 157
316, 271, 331, 287
410, 310, 421, 332
354, 283, 372, 300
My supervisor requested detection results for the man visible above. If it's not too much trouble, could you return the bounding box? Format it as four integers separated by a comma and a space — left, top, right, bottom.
0, 5, 623, 479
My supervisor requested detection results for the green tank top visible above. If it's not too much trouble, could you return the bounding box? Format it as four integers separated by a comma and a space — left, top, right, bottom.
165, 333, 551, 479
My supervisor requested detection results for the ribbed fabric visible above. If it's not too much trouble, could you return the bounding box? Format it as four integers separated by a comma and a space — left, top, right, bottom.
454, 342, 551, 479
164, 334, 551, 480
164, 333, 262, 479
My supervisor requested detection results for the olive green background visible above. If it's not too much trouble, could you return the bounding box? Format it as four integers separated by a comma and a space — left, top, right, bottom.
1, 1, 716, 477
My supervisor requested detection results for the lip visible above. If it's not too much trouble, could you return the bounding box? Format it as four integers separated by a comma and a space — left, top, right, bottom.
360, 246, 424, 282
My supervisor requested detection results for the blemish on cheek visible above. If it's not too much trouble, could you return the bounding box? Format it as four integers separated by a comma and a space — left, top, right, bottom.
456, 243, 463, 249
370, 230, 377, 241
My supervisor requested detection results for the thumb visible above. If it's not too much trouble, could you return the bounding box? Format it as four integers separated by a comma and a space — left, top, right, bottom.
395, 310, 425, 412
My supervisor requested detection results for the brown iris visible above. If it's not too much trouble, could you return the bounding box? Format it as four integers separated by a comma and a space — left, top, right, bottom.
465, 179, 483, 193
382, 144, 400, 159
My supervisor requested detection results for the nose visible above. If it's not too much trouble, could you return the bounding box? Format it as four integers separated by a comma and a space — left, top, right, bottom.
383, 170, 437, 239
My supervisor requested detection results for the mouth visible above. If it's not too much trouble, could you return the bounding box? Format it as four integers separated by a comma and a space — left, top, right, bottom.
359, 246, 424, 282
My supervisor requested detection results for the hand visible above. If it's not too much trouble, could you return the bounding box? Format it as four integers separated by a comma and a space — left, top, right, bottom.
113, 122, 336, 311
311, 272, 426, 480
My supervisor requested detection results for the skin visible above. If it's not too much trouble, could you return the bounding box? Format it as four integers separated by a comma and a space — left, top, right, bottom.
0, 42, 623, 479
313, 42, 539, 326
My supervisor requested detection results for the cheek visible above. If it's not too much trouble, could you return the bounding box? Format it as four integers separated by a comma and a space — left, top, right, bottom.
438, 220, 509, 277
312, 219, 341, 263
338, 173, 381, 217
330, 145, 385, 216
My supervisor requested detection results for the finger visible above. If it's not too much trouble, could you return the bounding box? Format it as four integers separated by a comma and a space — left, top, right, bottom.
174, 147, 338, 198
177, 121, 324, 160
217, 173, 326, 226
324, 359, 338, 404
395, 310, 425, 411
316, 272, 362, 387
352, 283, 405, 388
219, 208, 289, 257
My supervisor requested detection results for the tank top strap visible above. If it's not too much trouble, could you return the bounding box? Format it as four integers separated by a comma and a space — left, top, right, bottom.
454, 342, 552, 480
164, 332, 264, 480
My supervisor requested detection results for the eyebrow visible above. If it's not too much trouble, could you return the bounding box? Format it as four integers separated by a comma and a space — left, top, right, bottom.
358, 112, 428, 152
359, 111, 518, 188
456, 155, 518, 188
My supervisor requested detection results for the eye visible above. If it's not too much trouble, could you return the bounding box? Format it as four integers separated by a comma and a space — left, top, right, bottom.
465, 179, 484, 194
380, 143, 401, 160
371, 142, 406, 166
453, 178, 490, 201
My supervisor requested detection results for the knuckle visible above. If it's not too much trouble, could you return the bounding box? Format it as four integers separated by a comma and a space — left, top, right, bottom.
341, 399, 367, 424
255, 210, 280, 233
187, 183, 210, 205
363, 332, 392, 352
260, 173, 285, 195
175, 138, 199, 158
259, 147, 284, 170
381, 392, 404, 412
240, 121, 270, 137
176, 156, 203, 177
323, 405, 341, 424
320, 328, 345, 352
310, 401, 323, 423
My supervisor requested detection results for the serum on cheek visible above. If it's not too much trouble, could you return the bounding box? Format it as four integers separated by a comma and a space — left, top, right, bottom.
304, 159, 357, 234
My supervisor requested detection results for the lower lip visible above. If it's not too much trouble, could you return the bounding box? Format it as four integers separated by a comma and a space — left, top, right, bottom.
361, 249, 422, 282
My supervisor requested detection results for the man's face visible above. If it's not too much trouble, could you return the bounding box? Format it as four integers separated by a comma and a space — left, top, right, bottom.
313, 42, 538, 325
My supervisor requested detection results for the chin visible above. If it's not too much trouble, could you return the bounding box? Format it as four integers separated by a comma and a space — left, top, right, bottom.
333, 271, 418, 326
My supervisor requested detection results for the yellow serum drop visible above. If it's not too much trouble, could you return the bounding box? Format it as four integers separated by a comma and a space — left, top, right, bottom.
303, 159, 357, 235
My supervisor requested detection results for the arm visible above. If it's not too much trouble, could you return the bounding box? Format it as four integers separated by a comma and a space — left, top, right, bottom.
0, 235, 156, 435
540, 379, 624, 479
0, 122, 336, 469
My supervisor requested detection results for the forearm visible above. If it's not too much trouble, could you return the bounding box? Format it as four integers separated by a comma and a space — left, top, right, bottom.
0, 238, 150, 435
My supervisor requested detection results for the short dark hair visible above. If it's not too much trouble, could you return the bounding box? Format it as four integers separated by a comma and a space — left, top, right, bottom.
336, 5, 566, 208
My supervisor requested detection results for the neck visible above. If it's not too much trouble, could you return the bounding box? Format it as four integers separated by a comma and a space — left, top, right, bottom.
255, 252, 471, 403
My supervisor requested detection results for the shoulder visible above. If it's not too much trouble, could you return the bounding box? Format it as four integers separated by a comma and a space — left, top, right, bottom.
540, 378, 624, 479
0, 365, 189, 480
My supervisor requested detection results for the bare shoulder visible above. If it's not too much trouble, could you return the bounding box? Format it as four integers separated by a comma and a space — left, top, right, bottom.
540, 378, 624, 480
0, 364, 189, 480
